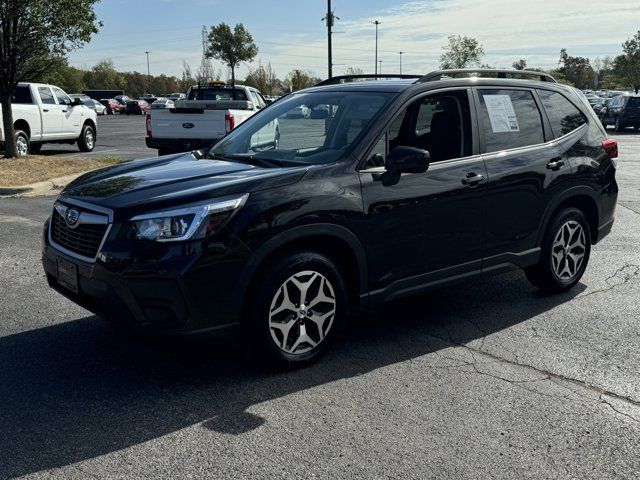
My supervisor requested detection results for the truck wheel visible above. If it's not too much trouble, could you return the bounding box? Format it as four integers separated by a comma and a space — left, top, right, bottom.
14, 130, 30, 157
78, 124, 96, 152
244, 251, 347, 368
615, 118, 623, 132
525, 207, 591, 293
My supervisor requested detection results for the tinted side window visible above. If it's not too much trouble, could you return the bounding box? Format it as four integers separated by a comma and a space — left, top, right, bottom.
538, 90, 587, 138
13, 86, 33, 104
478, 89, 544, 153
38, 87, 56, 105
51, 87, 71, 105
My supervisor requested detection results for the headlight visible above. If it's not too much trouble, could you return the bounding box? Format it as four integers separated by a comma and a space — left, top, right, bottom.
128, 193, 248, 242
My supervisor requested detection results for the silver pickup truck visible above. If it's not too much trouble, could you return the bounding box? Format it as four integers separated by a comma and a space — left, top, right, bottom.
145, 83, 278, 156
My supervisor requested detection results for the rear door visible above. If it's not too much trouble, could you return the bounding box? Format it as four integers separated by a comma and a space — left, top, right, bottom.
474, 87, 571, 271
358, 88, 488, 296
37, 86, 63, 137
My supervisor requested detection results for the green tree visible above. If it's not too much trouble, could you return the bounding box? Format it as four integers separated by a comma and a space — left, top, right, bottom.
617, 31, 640, 93
512, 59, 527, 70
284, 69, 314, 92
244, 61, 278, 95
0, 0, 100, 158
206, 22, 258, 97
38, 57, 86, 93
439, 35, 485, 69
559, 54, 594, 89
83, 59, 123, 90
344, 66, 364, 75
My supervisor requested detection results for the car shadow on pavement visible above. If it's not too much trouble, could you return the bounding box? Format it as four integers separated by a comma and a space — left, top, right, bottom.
0, 271, 584, 478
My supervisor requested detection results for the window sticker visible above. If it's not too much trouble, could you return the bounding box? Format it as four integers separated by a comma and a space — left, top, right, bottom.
483, 95, 520, 133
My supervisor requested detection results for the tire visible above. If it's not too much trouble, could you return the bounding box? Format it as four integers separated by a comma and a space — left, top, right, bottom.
29, 142, 43, 154
77, 124, 96, 152
525, 207, 591, 293
614, 117, 623, 132
14, 130, 30, 156
244, 251, 347, 368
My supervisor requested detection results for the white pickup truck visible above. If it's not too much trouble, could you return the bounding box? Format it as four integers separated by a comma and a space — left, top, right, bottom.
0, 82, 98, 156
145, 83, 278, 156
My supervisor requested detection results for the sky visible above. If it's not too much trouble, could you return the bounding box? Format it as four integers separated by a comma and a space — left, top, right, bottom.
68, 0, 640, 80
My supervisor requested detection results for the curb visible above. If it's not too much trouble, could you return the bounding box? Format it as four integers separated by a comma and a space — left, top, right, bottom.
0, 171, 88, 198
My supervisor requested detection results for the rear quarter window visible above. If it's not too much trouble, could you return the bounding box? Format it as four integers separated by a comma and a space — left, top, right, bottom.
13, 86, 33, 104
538, 90, 587, 138
478, 89, 544, 153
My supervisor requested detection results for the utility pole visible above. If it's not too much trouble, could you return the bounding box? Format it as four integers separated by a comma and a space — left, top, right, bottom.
378, 60, 383, 74
322, 1, 339, 79
398, 51, 403, 74
371, 20, 381, 75
144, 51, 151, 93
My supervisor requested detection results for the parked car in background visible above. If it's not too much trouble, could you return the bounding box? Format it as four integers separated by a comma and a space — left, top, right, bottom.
69, 93, 92, 103
592, 97, 608, 115
0, 82, 97, 156
287, 104, 311, 118
140, 93, 157, 104
600, 95, 640, 131
150, 98, 175, 109
114, 95, 131, 109
146, 82, 271, 155
83, 98, 107, 115
125, 99, 150, 115
166, 92, 186, 101
100, 98, 123, 115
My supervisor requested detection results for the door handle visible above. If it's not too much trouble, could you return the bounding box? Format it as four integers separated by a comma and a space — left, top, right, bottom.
546, 158, 565, 171
62, 109, 68, 113
43, 109, 49, 112
461, 172, 486, 187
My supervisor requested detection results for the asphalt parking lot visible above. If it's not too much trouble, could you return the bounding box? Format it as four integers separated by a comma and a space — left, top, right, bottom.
1, 131, 639, 479
39, 114, 155, 160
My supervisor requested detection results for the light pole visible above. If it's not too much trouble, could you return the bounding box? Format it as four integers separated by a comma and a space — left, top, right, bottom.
378, 60, 383, 74
371, 20, 381, 74
144, 51, 151, 93
398, 51, 404, 74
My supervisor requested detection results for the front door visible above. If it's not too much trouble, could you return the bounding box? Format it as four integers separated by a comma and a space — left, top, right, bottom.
37, 86, 63, 138
358, 89, 487, 297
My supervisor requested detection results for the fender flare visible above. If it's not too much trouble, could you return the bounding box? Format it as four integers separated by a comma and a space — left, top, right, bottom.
238, 223, 368, 295
536, 186, 600, 245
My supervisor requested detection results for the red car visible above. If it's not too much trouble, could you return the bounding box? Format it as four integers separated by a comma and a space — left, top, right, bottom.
125, 99, 151, 115
99, 98, 123, 115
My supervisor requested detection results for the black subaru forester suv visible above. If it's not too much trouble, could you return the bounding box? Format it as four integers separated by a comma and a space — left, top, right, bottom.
42, 70, 618, 367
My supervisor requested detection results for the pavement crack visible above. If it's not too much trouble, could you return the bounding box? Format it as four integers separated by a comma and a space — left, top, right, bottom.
600, 394, 640, 424
578, 263, 640, 299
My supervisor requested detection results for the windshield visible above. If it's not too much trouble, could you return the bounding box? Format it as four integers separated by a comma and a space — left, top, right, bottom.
209, 91, 393, 165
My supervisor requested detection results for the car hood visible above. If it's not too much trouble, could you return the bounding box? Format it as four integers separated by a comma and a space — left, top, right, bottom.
61, 151, 309, 219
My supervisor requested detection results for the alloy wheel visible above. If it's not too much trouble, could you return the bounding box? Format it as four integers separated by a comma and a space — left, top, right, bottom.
85, 129, 95, 149
16, 136, 28, 156
269, 270, 336, 355
551, 220, 586, 280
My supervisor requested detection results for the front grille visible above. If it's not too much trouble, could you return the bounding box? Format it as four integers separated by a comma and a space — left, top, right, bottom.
51, 208, 109, 259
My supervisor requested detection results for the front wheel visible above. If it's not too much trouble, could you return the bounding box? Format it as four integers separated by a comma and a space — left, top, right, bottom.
526, 208, 591, 293
615, 117, 623, 132
77, 124, 96, 152
245, 251, 347, 368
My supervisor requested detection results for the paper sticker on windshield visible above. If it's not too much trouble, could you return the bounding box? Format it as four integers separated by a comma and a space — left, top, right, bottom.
483, 95, 520, 133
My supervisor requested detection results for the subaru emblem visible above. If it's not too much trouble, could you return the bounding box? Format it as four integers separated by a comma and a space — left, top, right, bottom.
65, 208, 80, 227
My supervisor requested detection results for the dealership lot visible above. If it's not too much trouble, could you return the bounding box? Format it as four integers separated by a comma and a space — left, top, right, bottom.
1, 132, 639, 478
38, 114, 155, 160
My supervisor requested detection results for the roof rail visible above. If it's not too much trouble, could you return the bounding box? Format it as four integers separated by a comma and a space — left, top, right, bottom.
416, 69, 557, 84
315, 74, 422, 86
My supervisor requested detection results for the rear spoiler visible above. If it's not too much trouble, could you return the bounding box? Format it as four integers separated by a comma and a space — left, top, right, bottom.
173, 99, 253, 111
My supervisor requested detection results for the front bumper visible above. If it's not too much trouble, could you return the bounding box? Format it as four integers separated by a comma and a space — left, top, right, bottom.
42, 218, 250, 335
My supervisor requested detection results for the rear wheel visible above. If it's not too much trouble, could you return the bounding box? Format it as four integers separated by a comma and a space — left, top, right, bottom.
245, 251, 347, 368
77, 124, 96, 152
526, 208, 591, 293
14, 130, 30, 157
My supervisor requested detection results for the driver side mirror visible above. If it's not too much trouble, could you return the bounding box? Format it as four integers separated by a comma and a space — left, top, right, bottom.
386, 146, 430, 174
71, 98, 83, 106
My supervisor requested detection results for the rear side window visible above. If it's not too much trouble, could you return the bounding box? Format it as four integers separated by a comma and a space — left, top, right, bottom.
478, 89, 544, 153
13, 86, 33, 104
627, 97, 640, 110
538, 90, 586, 138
